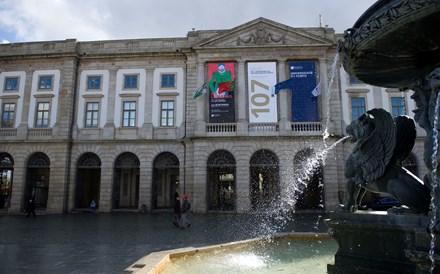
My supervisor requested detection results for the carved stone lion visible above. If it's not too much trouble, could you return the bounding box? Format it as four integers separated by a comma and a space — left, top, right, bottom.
338, 108, 430, 213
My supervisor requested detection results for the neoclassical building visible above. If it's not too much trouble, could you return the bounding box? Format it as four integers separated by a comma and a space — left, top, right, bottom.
0, 17, 424, 214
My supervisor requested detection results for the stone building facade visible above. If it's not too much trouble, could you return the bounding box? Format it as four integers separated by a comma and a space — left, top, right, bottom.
0, 17, 424, 215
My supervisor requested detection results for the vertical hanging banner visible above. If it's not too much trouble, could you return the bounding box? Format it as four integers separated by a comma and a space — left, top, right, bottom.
289, 61, 319, 122
208, 62, 236, 123
248, 62, 277, 123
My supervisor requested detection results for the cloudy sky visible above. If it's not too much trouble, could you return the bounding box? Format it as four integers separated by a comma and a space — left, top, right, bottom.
0, 0, 377, 43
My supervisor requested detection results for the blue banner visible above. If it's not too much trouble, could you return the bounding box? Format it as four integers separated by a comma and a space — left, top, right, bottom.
289, 61, 319, 122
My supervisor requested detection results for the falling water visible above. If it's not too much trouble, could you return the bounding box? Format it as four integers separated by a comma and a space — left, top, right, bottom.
249, 135, 350, 239
322, 52, 340, 145
429, 93, 440, 273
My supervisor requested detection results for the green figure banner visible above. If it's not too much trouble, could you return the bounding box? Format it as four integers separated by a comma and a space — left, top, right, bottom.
208, 63, 235, 123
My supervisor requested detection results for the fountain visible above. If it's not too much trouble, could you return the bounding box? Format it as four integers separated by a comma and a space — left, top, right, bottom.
327, 0, 440, 273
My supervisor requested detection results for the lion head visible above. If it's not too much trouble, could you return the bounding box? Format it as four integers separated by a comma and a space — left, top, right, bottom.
345, 108, 396, 183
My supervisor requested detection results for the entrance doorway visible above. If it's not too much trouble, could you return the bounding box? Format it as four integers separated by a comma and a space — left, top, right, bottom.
0, 153, 14, 209
113, 152, 140, 209
250, 149, 280, 210
207, 150, 236, 211
25, 152, 50, 209
75, 153, 101, 209
152, 152, 179, 209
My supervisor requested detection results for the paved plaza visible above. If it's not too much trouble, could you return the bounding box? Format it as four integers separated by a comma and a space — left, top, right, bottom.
0, 211, 330, 274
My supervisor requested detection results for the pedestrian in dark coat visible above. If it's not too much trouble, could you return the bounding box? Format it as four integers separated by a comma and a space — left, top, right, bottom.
26, 198, 36, 218
173, 195, 181, 227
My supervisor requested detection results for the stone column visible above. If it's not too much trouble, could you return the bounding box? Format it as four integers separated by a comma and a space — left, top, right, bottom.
141, 68, 154, 139
98, 161, 113, 212
319, 58, 329, 129
195, 61, 206, 136
236, 163, 250, 212
236, 60, 248, 135
278, 59, 290, 133
103, 68, 117, 139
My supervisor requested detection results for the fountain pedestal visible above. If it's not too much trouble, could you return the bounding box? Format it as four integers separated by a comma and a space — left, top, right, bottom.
326, 212, 440, 274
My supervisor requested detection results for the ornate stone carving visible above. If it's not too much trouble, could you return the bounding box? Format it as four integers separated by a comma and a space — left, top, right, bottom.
238, 23, 284, 46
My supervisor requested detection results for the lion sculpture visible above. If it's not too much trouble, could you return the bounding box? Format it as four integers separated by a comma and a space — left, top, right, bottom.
337, 108, 430, 213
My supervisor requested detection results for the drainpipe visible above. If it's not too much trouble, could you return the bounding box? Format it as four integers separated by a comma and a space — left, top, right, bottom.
63, 45, 79, 213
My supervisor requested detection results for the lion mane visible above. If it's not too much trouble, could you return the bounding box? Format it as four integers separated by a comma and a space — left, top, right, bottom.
345, 108, 396, 183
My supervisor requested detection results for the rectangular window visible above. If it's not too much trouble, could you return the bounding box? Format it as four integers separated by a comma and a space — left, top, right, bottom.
1, 103, 15, 128
5, 77, 19, 91
38, 76, 53, 90
87, 76, 102, 90
351, 97, 365, 121
124, 75, 138, 89
36, 102, 50, 127
391, 97, 406, 117
122, 101, 136, 127
85, 102, 99, 128
160, 100, 174, 127
160, 73, 176, 88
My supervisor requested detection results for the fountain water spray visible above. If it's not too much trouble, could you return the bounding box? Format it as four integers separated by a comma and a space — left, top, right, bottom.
429, 93, 440, 273
250, 135, 349, 240
322, 52, 340, 145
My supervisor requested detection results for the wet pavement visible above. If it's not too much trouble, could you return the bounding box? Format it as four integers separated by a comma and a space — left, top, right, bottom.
0, 211, 330, 274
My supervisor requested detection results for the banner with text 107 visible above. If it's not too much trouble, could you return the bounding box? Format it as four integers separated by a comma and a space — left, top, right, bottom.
247, 62, 277, 123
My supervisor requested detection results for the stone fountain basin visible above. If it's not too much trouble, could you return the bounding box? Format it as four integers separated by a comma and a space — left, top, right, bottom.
124, 233, 335, 273
341, 0, 440, 88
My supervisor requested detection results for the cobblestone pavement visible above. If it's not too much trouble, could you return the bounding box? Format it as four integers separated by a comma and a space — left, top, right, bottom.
0, 211, 330, 274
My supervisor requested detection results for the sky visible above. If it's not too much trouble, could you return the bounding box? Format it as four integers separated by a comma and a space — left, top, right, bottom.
0, 0, 378, 44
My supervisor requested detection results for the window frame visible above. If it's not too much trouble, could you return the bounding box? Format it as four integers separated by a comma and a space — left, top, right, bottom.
350, 97, 366, 121
160, 99, 175, 127
160, 73, 176, 89
122, 101, 137, 127
4, 77, 19, 91
38, 75, 54, 91
1, 102, 15, 128
85, 102, 100, 128
86, 75, 102, 90
390, 96, 406, 117
35, 102, 51, 127
123, 74, 139, 90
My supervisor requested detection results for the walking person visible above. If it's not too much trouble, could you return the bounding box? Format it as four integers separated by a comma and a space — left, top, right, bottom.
173, 194, 181, 228
26, 198, 36, 218
180, 194, 191, 229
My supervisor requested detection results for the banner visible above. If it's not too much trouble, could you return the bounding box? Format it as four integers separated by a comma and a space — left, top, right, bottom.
247, 62, 277, 123
208, 63, 235, 123
289, 61, 319, 122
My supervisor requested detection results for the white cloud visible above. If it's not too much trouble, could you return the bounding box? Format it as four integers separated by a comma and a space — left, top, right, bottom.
0, 0, 377, 43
